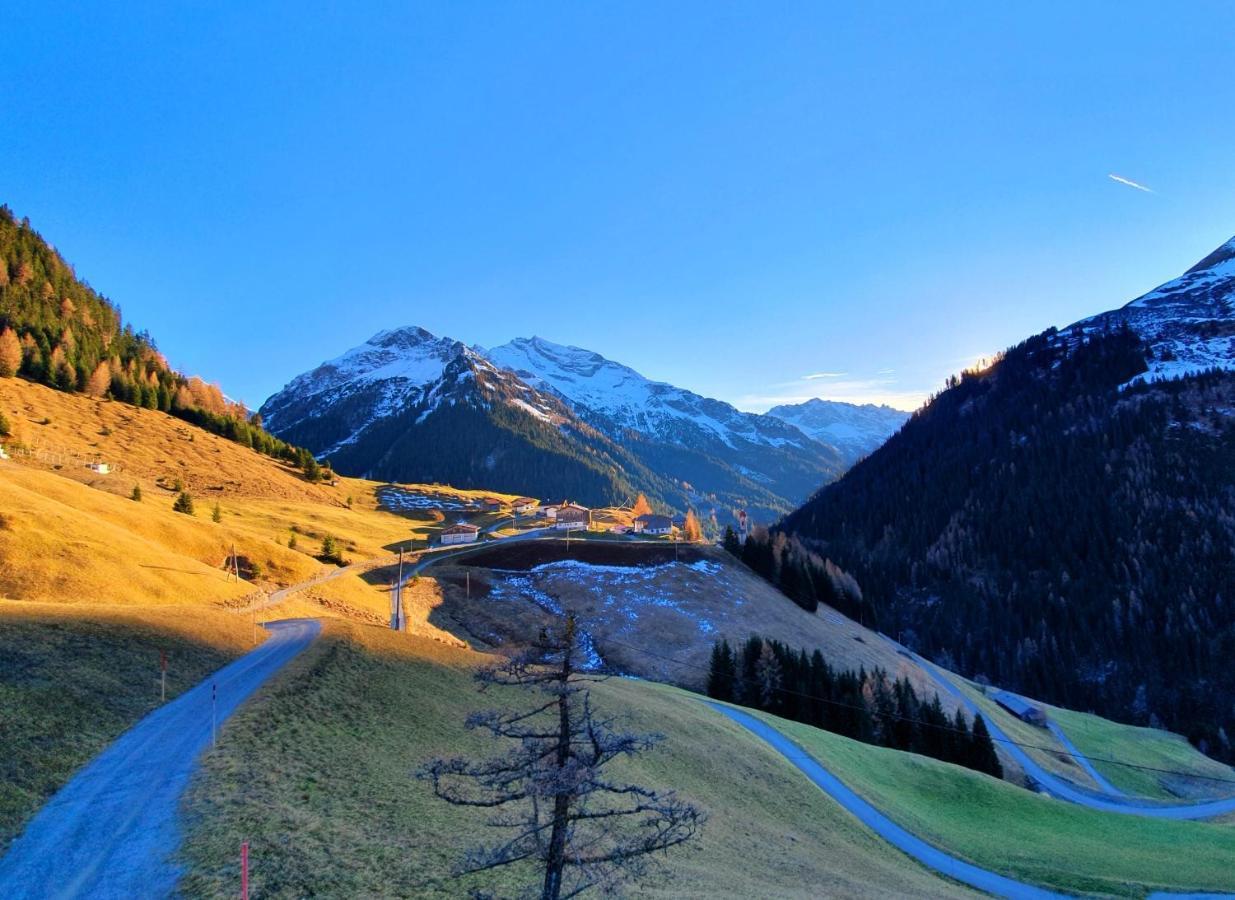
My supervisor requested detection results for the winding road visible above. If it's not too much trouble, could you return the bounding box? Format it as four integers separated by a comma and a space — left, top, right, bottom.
910, 652, 1235, 820
0, 619, 321, 899
709, 703, 1067, 899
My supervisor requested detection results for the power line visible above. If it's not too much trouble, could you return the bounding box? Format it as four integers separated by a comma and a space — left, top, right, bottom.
589, 633, 1235, 789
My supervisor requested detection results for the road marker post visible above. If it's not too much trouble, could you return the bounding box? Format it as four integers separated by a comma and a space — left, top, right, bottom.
160, 649, 167, 702
241, 840, 249, 899
212, 683, 217, 748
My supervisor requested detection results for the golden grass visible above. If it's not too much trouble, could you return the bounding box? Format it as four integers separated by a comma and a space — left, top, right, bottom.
178, 622, 977, 899
0, 603, 258, 852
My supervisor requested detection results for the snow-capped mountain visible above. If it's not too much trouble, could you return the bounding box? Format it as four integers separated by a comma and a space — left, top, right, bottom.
259, 327, 677, 507
765, 399, 909, 465
483, 336, 828, 453
1070, 234, 1235, 383
482, 336, 846, 516
262, 328, 849, 521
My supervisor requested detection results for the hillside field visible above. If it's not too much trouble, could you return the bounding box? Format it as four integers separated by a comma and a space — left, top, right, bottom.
178, 622, 1235, 898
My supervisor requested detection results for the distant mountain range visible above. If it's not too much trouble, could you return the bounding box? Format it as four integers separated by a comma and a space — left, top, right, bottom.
780, 233, 1235, 760
261, 331, 903, 520
766, 398, 908, 466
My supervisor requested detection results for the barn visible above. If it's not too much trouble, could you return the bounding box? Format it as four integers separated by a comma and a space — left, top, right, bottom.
440, 522, 481, 546
992, 690, 1048, 726
554, 503, 591, 531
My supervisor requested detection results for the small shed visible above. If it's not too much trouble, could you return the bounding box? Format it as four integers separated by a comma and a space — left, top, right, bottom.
87, 461, 111, 475
480, 497, 504, 512
992, 690, 1048, 727
440, 522, 481, 546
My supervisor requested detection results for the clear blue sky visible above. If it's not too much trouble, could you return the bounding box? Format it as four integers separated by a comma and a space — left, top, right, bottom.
4, 3, 1234, 412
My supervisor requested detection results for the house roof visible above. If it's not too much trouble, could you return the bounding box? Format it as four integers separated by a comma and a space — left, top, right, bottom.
992, 690, 1043, 719
636, 514, 673, 527
512, 497, 538, 505
557, 505, 590, 519
442, 522, 481, 534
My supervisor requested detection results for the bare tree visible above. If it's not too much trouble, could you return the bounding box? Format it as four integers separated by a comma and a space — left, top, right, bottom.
419, 617, 703, 899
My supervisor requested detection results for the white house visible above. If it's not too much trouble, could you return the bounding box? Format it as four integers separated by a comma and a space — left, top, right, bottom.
440, 522, 481, 546
634, 514, 673, 536
512, 497, 539, 515
554, 503, 591, 531
87, 461, 111, 475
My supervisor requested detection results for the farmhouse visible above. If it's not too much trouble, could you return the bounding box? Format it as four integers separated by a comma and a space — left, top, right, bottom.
554, 503, 591, 531
440, 522, 481, 546
992, 690, 1048, 727
512, 497, 538, 515
634, 513, 673, 536
480, 497, 504, 511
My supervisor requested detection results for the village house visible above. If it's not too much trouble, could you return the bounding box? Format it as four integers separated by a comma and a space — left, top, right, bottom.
634, 513, 673, 536
511, 497, 538, 515
480, 497, 504, 512
440, 522, 481, 546
554, 503, 591, 531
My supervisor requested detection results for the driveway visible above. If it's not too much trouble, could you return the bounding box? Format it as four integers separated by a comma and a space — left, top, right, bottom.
0, 619, 321, 899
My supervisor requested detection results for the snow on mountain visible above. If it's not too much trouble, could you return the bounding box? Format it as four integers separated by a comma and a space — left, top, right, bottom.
1071, 234, 1235, 384
766, 398, 909, 465
259, 326, 562, 458
483, 336, 819, 453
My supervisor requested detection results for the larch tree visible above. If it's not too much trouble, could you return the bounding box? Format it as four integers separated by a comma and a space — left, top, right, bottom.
420, 616, 703, 899
85, 360, 111, 398
682, 510, 703, 543
0, 327, 20, 378
631, 493, 653, 518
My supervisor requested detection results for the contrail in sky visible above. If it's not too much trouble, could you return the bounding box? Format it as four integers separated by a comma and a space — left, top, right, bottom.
1108, 173, 1153, 193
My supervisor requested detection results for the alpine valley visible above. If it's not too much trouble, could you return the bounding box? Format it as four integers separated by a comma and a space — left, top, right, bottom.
260, 331, 905, 522
777, 234, 1235, 760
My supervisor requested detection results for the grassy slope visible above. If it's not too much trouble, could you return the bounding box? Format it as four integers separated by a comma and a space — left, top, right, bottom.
0, 604, 255, 852
179, 623, 977, 899
752, 709, 1235, 897
952, 677, 1234, 802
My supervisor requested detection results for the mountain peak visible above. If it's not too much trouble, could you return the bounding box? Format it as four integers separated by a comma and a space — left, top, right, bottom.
1183, 235, 1235, 277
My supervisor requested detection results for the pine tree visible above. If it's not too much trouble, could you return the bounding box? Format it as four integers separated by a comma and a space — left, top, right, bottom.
211, 502, 222, 523
288, 532, 298, 550
968, 715, 1003, 778
130, 484, 142, 502
173, 491, 195, 515
0, 410, 10, 437
321, 534, 339, 562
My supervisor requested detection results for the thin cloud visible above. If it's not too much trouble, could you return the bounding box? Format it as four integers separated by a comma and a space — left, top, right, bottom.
802, 372, 847, 380
1108, 173, 1153, 193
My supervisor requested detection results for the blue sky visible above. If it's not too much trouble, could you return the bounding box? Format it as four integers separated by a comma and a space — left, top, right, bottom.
4, 3, 1235, 412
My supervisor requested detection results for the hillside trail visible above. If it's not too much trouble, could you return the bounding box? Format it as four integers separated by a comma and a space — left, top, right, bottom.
0, 619, 321, 899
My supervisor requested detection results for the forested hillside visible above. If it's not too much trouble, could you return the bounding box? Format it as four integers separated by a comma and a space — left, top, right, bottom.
780, 324, 1235, 761
0, 206, 309, 469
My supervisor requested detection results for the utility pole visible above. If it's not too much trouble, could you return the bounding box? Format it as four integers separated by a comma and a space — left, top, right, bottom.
160, 649, 167, 702
466, 569, 470, 599
211, 683, 218, 748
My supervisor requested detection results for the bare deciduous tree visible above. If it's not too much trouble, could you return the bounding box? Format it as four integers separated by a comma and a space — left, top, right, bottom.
420, 617, 702, 899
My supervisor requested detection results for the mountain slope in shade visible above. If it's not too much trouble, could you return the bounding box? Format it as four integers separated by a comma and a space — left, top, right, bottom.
483, 336, 846, 518
766, 398, 909, 465
779, 232, 1235, 762
259, 327, 678, 509
1070, 235, 1235, 383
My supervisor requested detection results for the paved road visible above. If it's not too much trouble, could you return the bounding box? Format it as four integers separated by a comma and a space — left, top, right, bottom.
911, 653, 1235, 820
0, 619, 321, 899
708, 703, 1066, 899
1045, 720, 1126, 797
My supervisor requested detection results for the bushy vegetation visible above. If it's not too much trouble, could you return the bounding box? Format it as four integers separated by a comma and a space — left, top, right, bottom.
781, 324, 1235, 762
0, 206, 320, 476
706, 634, 1002, 778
